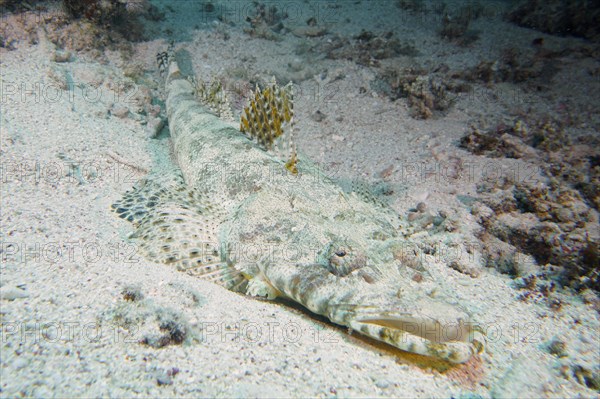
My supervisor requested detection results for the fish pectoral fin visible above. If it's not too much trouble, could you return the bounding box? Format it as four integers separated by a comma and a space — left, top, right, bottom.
112, 169, 228, 224
132, 202, 246, 292
245, 274, 280, 300
112, 172, 247, 292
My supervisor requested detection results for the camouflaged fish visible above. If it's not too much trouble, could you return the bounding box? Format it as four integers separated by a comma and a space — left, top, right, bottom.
112, 49, 484, 364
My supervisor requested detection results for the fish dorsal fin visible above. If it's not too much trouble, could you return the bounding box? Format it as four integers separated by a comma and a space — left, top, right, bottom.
156, 41, 175, 77
240, 78, 297, 174
112, 172, 246, 292
189, 75, 234, 122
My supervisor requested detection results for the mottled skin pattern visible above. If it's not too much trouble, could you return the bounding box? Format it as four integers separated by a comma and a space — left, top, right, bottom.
114, 57, 484, 364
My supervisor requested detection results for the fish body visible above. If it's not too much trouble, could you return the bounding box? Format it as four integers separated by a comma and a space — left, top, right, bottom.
113, 57, 484, 364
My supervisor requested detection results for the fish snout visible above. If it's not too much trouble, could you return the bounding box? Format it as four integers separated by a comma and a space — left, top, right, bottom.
344, 303, 485, 364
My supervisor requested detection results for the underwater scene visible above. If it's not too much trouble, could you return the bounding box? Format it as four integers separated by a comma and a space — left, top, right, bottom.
0, 0, 599, 397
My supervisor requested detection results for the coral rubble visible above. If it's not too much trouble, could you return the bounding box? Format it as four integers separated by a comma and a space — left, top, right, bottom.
323, 30, 418, 67
473, 174, 599, 292
373, 67, 468, 119
508, 0, 600, 42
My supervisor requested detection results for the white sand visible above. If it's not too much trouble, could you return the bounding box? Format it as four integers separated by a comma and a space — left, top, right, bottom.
1, 1, 598, 397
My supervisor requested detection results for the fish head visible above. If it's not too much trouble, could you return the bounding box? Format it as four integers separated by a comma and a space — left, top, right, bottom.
270, 236, 485, 364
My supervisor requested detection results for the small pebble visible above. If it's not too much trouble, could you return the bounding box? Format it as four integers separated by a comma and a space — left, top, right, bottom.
407, 211, 419, 222
147, 104, 161, 117
416, 214, 434, 228
0, 286, 29, 301
146, 116, 166, 138
375, 379, 390, 389
416, 202, 427, 213
110, 104, 130, 119
547, 338, 567, 357
555, 208, 573, 223
311, 110, 327, 122
52, 50, 72, 63
379, 165, 394, 179
12, 357, 29, 370
156, 372, 173, 386
449, 260, 480, 278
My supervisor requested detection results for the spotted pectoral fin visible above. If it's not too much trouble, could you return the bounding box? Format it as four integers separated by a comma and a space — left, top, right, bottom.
111, 173, 246, 292
132, 203, 246, 291
112, 170, 227, 226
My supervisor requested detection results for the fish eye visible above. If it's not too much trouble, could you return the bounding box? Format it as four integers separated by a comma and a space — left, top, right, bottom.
335, 250, 346, 257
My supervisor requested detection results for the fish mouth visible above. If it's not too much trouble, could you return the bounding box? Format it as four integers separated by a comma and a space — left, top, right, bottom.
354, 316, 471, 343
345, 310, 485, 364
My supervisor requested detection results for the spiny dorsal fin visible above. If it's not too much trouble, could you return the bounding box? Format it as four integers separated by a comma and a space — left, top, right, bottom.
156, 41, 175, 77
240, 78, 297, 174
189, 75, 234, 121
